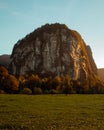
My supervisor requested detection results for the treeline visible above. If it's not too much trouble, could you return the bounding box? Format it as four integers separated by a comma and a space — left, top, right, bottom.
0, 66, 104, 94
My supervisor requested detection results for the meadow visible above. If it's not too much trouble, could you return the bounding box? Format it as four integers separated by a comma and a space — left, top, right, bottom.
0, 94, 104, 130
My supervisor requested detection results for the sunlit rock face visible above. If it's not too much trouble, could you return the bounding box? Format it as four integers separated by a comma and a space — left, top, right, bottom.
9, 23, 97, 81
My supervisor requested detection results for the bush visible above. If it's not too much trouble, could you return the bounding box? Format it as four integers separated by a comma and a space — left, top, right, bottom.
62, 84, 75, 94
20, 88, 32, 95
0, 90, 6, 94
33, 87, 42, 95
44, 90, 50, 94
49, 89, 58, 94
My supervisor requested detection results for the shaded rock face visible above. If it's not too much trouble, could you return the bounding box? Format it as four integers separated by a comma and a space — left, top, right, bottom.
10, 23, 97, 81
86, 46, 97, 74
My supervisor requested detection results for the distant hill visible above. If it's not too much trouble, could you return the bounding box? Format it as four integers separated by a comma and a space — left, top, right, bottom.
0, 54, 11, 68
98, 68, 104, 81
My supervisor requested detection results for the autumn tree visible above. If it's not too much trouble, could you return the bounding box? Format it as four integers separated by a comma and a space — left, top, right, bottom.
27, 74, 42, 92
61, 75, 74, 94
41, 77, 53, 91
41, 77, 48, 91
72, 80, 89, 94
1, 74, 19, 93
0, 66, 8, 77
52, 76, 62, 89
18, 75, 28, 91
0, 66, 9, 91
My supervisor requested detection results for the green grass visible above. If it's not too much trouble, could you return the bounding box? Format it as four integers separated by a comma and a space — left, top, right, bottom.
0, 94, 104, 130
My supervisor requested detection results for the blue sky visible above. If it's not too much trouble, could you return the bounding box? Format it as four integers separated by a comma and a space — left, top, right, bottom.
0, 0, 104, 68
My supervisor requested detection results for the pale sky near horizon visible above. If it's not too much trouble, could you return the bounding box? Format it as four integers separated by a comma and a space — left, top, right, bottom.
0, 0, 104, 68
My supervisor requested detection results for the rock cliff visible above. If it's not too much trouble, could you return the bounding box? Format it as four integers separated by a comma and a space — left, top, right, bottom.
9, 23, 97, 83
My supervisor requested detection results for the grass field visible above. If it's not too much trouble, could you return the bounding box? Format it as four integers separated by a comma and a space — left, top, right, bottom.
0, 94, 104, 130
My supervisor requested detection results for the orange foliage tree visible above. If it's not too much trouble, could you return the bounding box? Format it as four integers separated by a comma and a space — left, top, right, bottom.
26, 74, 42, 92
0, 66, 19, 93
1, 74, 19, 93
0, 66, 8, 80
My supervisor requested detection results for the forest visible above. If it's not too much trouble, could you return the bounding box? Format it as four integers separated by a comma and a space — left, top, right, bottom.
0, 65, 104, 94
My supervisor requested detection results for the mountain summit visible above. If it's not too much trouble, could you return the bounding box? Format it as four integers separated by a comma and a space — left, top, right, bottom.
9, 23, 97, 84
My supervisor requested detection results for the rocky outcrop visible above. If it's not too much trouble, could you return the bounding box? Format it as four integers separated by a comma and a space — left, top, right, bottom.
86, 45, 97, 74
9, 23, 98, 83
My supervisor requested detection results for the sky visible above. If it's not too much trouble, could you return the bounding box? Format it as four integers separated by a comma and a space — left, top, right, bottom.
0, 0, 104, 68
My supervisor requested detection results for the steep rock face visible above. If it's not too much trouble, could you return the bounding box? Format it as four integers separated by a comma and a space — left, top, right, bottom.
10, 23, 97, 82
86, 46, 97, 74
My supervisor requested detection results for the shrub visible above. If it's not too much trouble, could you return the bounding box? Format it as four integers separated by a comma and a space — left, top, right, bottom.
62, 85, 76, 94
49, 89, 58, 94
0, 90, 6, 94
33, 87, 42, 95
20, 88, 32, 95
44, 90, 50, 94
